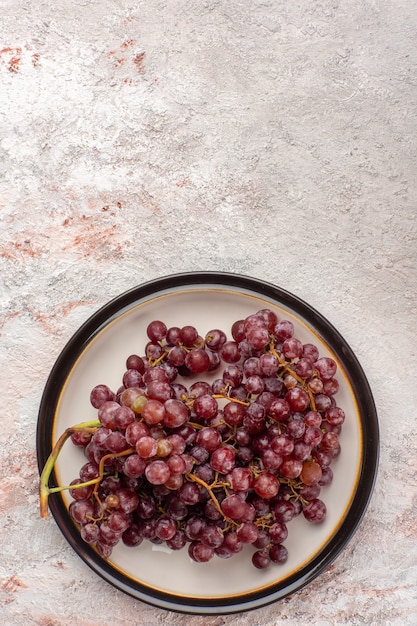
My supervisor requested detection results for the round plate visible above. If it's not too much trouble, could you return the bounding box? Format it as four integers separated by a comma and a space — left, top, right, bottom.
36, 272, 379, 614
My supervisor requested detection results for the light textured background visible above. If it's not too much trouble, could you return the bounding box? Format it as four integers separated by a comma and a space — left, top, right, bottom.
1, 1, 416, 624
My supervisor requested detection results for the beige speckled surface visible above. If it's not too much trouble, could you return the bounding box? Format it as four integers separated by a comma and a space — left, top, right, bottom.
1, 1, 416, 624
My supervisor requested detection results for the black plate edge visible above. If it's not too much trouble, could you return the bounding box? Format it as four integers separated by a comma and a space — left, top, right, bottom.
36, 271, 380, 615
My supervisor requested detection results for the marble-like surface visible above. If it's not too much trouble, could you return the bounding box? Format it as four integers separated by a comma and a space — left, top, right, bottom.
1, 1, 416, 624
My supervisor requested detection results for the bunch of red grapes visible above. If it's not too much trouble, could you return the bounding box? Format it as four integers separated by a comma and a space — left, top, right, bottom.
68, 308, 345, 569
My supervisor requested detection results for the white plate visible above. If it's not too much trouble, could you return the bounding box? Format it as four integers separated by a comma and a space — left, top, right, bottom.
37, 272, 379, 614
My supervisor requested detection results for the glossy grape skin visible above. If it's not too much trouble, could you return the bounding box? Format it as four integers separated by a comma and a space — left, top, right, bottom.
210, 446, 235, 473
269, 543, 288, 564
252, 550, 271, 569
179, 325, 199, 346
219, 341, 241, 363
90, 384, 115, 409
205, 329, 227, 351
147, 320, 168, 342
253, 472, 280, 499
303, 498, 327, 523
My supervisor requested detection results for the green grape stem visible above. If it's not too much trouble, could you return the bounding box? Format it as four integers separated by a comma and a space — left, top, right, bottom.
39, 420, 100, 519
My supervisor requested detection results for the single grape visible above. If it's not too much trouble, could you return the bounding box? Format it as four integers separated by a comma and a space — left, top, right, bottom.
303, 426, 323, 448
193, 394, 218, 419
237, 522, 259, 544
302, 343, 319, 362
258, 352, 279, 376
69, 499, 95, 525
269, 522, 288, 544
90, 384, 115, 409
231, 319, 245, 343
315, 357, 337, 380
325, 406, 345, 426
269, 543, 288, 564
179, 325, 199, 346
245, 375, 265, 395
279, 457, 303, 479
319, 466, 334, 486
210, 446, 235, 473
314, 393, 333, 412
321, 431, 340, 450
145, 460, 171, 485
136, 435, 158, 458
69, 479, 93, 501
286, 417, 306, 439
303, 498, 327, 523
97, 401, 120, 429
273, 320, 294, 342
123, 454, 146, 478
261, 449, 283, 471
205, 329, 227, 351
166, 326, 181, 346
71, 431, 92, 448
304, 410, 322, 428
221, 494, 247, 521
122, 524, 144, 547
189, 541, 214, 563
166, 529, 187, 550
155, 517, 177, 541
270, 433, 294, 457
301, 460, 323, 485
200, 524, 224, 548
167, 345, 187, 367
228, 467, 254, 492
294, 357, 314, 379
245, 325, 270, 350
146, 381, 173, 402
285, 387, 310, 412
80, 522, 100, 544
219, 341, 241, 363
106, 431, 130, 453
126, 354, 145, 373
253, 472, 280, 499
114, 405, 136, 430
272, 500, 296, 524
145, 342, 164, 361
185, 348, 210, 374
269, 398, 291, 422
256, 308, 278, 332
122, 368, 143, 389
195, 427, 222, 452
323, 378, 339, 396
147, 320, 168, 342
252, 550, 271, 569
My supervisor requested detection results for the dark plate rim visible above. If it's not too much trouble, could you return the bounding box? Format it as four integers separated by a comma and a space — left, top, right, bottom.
36, 271, 379, 615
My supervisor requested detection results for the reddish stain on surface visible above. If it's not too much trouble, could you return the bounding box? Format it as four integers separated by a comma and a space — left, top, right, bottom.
1, 574, 27, 593
0, 311, 22, 335
0, 47, 22, 73
133, 51, 146, 74
107, 40, 146, 78
0, 238, 42, 259
395, 507, 417, 538
121, 38, 134, 49
61, 214, 128, 260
